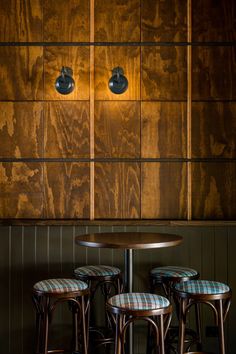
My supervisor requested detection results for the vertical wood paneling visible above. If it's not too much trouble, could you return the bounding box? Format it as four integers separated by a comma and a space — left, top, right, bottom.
0, 102, 43, 158
141, 102, 187, 158
0, 0, 42, 42
95, 0, 140, 42
43, 0, 89, 42
44, 162, 90, 219
192, 102, 236, 158
94, 46, 140, 100
141, 162, 187, 219
141, 46, 187, 100
141, 0, 187, 42
0, 46, 43, 100
95, 162, 140, 219
192, 0, 235, 42
44, 101, 90, 158
0, 162, 44, 219
95, 101, 140, 158
44, 46, 90, 100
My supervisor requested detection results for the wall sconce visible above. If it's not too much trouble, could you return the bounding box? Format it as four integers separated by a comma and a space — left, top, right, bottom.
55, 66, 75, 95
108, 67, 128, 94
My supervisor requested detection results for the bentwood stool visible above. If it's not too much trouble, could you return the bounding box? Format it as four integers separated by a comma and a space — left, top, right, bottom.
107, 292, 172, 354
74, 265, 123, 350
149, 266, 199, 351
32, 278, 90, 354
173, 280, 232, 354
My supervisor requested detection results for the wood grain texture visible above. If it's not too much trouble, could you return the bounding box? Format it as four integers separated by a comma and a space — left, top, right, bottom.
95, 162, 140, 219
192, 162, 236, 220
44, 162, 90, 219
44, 46, 90, 100
0, 102, 43, 158
95, 101, 140, 157
192, 46, 236, 100
44, 101, 90, 158
0, 0, 42, 42
141, 0, 187, 42
192, 102, 236, 158
0, 46, 43, 100
142, 46, 187, 100
95, 0, 140, 42
0, 162, 43, 218
141, 102, 187, 158
94, 46, 140, 100
141, 162, 187, 219
192, 0, 236, 42
43, 0, 89, 42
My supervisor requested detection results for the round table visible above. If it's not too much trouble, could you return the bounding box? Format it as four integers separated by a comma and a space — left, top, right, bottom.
75, 232, 183, 354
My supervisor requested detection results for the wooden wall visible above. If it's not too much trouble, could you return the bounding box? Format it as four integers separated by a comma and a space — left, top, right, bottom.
0, 0, 235, 220
0, 224, 236, 354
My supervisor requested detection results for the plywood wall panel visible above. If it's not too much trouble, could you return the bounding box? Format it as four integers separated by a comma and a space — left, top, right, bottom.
192, 162, 236, 219
95, 0, 140, 42
44, 46, 90, 100
95, 101, 140, 157
141, 162, 187, 219
0, 0, 42, 42
0, 46, 43, 100
44, 101, 90, 158
192, 0, 236, 42
141, 0, 187, 42
141, 102, 187, 158
94, 46, 140, 100
141, 46, 187, 100
0, 162, 43, 218
43, 0, 89, 42
44, 162, 90, 219
95, 162, 140, 218
192, 102, 236, 158
192, 46, 236, 100
0, 102, 43, 158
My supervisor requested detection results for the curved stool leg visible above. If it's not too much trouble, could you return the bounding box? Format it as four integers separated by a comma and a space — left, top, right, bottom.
218, 299, 225, 354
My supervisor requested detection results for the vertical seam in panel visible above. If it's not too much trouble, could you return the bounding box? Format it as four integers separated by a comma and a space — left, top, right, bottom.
187, 0, 192, 220
139, 0, 142, 219
8, 226, 12, 353
90, 0, 95, 220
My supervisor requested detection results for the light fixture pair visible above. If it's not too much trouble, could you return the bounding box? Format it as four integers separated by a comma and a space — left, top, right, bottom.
55, 66, 128, 95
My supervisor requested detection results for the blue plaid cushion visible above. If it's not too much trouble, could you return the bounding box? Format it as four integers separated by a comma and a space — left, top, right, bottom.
151, 266, 198, 279
74, 265, 121, 277
108, 293, 170, 310
174, 280, 230, 295
34, 278, 88, 293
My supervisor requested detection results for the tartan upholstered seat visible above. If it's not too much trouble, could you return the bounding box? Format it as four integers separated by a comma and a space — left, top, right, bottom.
34, 278, 88, 293
150, 266, 198, 279
174, 280, 230, 295
74, 265, 121, 277
108, 292, 170, 311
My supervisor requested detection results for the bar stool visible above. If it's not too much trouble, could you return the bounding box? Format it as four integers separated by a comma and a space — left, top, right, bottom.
173, 280, 232, 354
149, 266, 199, 351
107, 292, 172, 354
74, 265, 123, 350
32, 278, 90, 354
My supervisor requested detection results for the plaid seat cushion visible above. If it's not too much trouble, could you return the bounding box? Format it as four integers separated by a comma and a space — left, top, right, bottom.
74, 265, 121, 277
174, 280, 230, 295
34, 278, 88, 293
150, 266, 198, 279
108, 293, 170, 311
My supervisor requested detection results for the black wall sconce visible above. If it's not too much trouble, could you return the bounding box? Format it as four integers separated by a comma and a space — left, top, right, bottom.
108, 67, 128, 94
55, 66, 75, 95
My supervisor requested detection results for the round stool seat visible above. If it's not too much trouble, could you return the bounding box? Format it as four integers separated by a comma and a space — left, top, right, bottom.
34, 278, 88, 294
175, 280, 230, 295
74, 265, 121, 278
108, 292, 170, 311
151, 266, 198, 280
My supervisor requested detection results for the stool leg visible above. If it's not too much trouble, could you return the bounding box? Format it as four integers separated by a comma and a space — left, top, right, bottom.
159, 314, 165, 354
72, 301, 79, 352
178, 298, 187, 354
195, 302, 202, 351
114, 314, 121, 354
42, 297, 49, 354
218, 299, 225, 354
81, 296, 88, 354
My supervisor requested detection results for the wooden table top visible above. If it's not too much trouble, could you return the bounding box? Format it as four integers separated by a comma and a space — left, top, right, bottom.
75, 232, 182, 249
